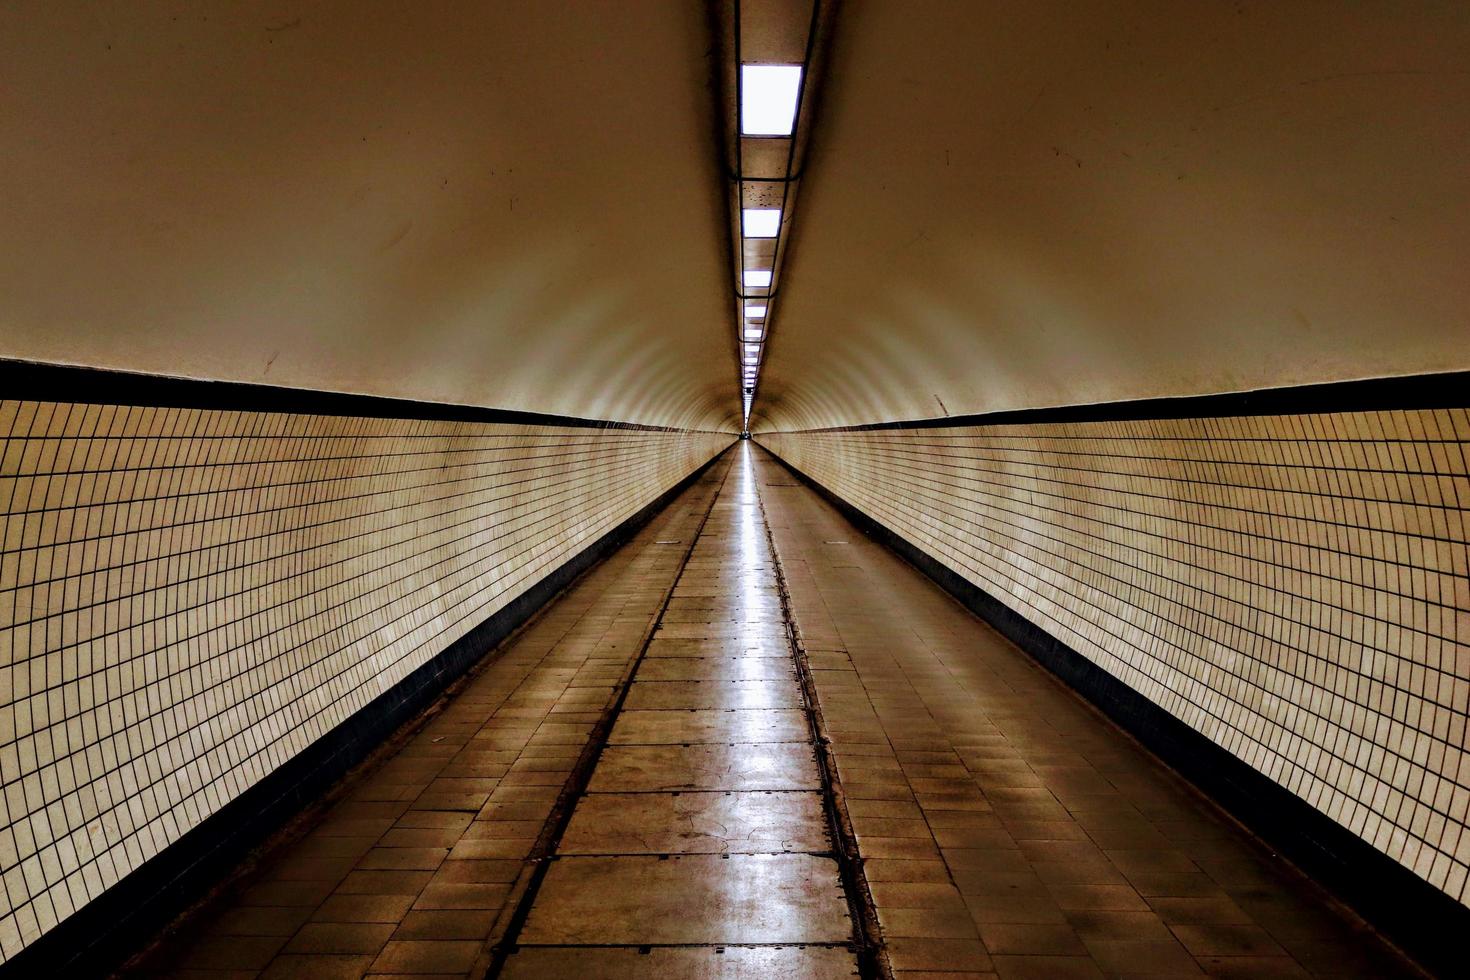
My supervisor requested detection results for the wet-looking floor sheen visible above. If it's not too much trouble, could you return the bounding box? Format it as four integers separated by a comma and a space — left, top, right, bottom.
497, 444, 864, 977
130, 444, 1422, 979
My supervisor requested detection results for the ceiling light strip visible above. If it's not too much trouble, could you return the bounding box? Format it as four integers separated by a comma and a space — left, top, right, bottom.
722, 0, 830, 429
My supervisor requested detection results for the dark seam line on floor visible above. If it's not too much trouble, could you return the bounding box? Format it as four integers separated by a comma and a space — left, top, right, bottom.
603, 741, 809, 746
478, 458, 736, 978
497, 940, 856, 949
540, 850, 839, 858
580, 789, 819, 794
497, 941, 858, 952
769, 368, 1470, 431
757, 442, 1463, 979
757, 475, 893, 980
5, 447, 733, 979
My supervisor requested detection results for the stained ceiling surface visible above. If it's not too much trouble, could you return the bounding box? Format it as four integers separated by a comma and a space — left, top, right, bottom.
751, 1, 1470, 431
0, 2, 741, 430
3, 3, 1467, 434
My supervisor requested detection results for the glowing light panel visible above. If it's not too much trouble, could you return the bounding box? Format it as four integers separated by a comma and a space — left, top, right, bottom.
741, 65, 803, 136
742, 208, 781, 238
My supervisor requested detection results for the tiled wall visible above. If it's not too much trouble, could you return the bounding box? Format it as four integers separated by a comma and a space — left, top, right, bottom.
760, 409, 1470, 908
0, 398, 729, 962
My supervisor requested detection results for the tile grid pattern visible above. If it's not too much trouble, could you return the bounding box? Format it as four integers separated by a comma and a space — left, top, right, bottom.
758, 410, 1470, 910
0, 397, 729, 962
757, 443, 1421, 978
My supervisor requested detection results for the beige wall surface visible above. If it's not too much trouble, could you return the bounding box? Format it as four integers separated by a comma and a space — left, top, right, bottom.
762, 408, 1470, 908
753, 1, 1470, 432
0, 398, 728, 961
0, 2, 740, 431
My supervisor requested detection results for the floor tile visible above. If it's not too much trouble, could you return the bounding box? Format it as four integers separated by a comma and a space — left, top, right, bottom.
521, 841, 848, 945
561, 790, 829, 854
589, 743, 821, 792
622, 678, 802, 710
608, 708, 809, 744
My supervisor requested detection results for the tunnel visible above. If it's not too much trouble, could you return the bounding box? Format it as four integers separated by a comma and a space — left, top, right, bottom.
1, 2, 1468, 977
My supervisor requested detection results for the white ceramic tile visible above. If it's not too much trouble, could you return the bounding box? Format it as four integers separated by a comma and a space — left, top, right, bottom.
0, 402, 727, 960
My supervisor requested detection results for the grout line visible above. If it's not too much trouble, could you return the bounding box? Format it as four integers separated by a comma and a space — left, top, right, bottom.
580, 788, 819, 795
487, 940, 858, 950
598, 738, 809, 744
532, 849, 840, 859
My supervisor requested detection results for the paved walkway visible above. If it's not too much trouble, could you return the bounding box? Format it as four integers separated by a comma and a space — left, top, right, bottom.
494, 439, 862, 977
756, 445, 1417, 980
129, 443, 1421, 979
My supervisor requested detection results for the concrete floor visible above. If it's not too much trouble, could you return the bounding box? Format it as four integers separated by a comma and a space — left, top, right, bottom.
129, 444, 1421, 979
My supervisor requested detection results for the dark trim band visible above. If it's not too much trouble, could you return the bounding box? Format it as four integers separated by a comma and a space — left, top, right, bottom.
2, 445, 733, 978
0, 358, 721, 433
765, 369, 1470, 434
757, 443, 1466, 979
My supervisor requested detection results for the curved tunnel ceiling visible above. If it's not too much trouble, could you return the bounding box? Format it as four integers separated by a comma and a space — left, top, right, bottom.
0, 2, 742, 431
752, 1, 1470, 431
5, 3, 1468, 436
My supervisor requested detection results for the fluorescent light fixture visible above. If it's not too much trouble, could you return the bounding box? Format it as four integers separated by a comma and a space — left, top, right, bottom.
742, 208, 781, 238
744, 329, 762, 341
741, 64, 803, 136
744, 344, 760, 355
744, 304, 768, 319
743, 269, 772, 289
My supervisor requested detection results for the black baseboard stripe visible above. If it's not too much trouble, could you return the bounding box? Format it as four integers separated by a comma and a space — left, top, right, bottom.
757, 443, 1466, 979
779, 368, 1470, 433
4, 445, 732, 979
0, 357, 710, 432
